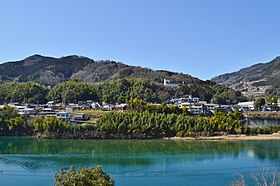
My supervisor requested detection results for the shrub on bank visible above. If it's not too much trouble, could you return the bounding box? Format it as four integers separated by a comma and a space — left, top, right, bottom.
54, 166, 114, 186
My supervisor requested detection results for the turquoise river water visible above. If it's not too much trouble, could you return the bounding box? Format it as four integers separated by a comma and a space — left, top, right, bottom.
0, 137, 279, 185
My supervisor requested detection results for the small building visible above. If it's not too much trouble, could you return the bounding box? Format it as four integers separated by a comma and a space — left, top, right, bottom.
102, 104, 115, 111
180, 97, 193, 103
192, 97, 200, 103
204, 103, 219, 112
78, 100, 86, 105
86, 100, 93, 105
8, 102, 21, 107
39, 108, 56, 117
179, 102, 191, 109
170, 97, 181, 105
91, 102, 101, 109
13, 105, 26, 111
47, 101, 55, 107
237, 101, 256, 112
26, 103, 38, 108
163, 79, 184, 88
56, 112, 70, 121
115, 103, 128, 112
215, 105, 233, 113
18, 108, 38, 115
189, 103, 205, 115
73, 113, 86, 121
68, 103, 85, 110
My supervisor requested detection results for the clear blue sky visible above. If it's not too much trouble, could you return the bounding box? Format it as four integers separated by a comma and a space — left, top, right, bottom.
1, 0, 280, 80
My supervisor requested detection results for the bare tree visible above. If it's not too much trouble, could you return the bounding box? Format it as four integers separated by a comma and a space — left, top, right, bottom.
252, 169, 280, 186
231, 169, 280, 186
231, 173, 246, 186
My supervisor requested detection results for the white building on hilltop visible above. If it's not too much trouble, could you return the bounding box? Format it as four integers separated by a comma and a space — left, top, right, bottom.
164, 79, 184, 88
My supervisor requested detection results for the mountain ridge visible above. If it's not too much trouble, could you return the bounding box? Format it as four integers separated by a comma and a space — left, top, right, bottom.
0, 54, 208, 87
211, 56, 280, 96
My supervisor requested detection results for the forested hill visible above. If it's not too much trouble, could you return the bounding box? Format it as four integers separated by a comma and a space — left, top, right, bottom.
0, 54, 208, 87
211, 57, 280, 96
0, 55, 248, 104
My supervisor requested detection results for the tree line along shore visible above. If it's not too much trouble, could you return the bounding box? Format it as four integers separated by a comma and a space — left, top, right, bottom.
1, 104, 280, 139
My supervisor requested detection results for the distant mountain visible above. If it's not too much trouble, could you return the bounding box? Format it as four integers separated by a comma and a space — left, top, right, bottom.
211, 57, 280, 96
0, 54, 209, 87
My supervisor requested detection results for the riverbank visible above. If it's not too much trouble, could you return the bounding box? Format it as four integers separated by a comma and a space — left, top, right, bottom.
35, 132, 280, 140
165, 132, 280, 141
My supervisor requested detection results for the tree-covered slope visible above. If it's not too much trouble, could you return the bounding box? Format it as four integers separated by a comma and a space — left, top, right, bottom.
0, 54, 208, 87
0, 55, 92, 86
211, 57, 280, 96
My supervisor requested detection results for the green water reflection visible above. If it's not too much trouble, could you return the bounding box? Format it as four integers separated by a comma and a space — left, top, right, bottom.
0, 138, 279, 159
0, 137, 279, 186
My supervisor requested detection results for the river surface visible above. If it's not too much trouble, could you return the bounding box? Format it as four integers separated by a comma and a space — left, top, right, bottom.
0, 137, 279, 186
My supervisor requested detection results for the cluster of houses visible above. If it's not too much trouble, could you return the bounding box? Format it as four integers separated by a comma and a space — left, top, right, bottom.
0, 78, 278, 123
164, 95, 231, 115
1, 94, 279, 123
163, 79, 280, 114
0, 100, 129, 124
165, 94, 280, 115
0, 102, 88, 124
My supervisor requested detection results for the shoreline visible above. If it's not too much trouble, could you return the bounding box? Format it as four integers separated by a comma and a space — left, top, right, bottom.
2, 132, 280, 141
165, 132, 280, 141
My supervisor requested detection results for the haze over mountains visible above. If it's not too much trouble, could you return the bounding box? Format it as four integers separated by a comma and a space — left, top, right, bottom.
0, 55, 209, 87
212, 57, 280, 96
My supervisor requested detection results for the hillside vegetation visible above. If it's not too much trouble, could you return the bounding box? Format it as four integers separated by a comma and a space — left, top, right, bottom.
212, 57, 280, 96
0, 54, 207, 87
0, 55, 247, 104
0, 79, 246, 105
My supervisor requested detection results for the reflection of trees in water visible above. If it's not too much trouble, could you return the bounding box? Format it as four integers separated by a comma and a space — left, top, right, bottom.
1, 138, 280, 157
0, 138, 246, 155
0, 138, 279, 171
0, 154, 152, 171
249, 141, 280, 161
0, 156, 46, 171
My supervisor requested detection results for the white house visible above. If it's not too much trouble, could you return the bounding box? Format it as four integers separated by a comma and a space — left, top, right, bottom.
115, 103, 128, 111
179, 102, 191, 109
163, 79, 183, 88
73, 113, 86, 121
18, 108, 37, 115
39, 108, 56, 116
189, 103, 205, 115
204, 103, 219, 112
237, 101, 256, 111
56, 112, 70, 121
91, 102, 101, 109
47, 101, 55, 107
192, 97, 200, 103
102, 104, 115, 111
